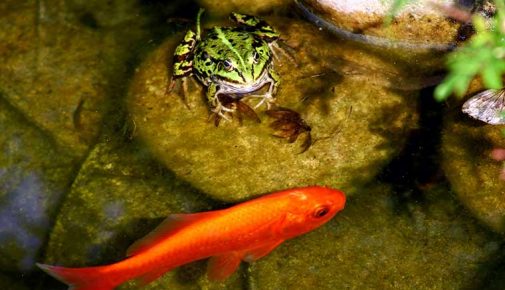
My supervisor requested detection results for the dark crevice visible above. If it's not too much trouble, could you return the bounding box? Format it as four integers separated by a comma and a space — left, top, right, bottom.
377, 85, 445, 214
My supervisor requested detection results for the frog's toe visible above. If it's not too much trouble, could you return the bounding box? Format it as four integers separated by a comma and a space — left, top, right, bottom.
249, 94, 276, 109
271, 41, 297, 67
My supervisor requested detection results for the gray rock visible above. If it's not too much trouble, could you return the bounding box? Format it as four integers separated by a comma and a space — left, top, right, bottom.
127, 16, 419, 202
0, 0, 155, 273
0, 98, 75, 271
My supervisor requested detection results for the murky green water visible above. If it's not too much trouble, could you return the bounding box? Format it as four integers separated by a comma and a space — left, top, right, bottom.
1, 1, 505, 289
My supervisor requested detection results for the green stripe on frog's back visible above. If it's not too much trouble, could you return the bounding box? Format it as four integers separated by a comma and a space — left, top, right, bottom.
214, 27, 246, 70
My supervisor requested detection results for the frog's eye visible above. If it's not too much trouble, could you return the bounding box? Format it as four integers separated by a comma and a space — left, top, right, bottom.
252, 51, 259, 63
222, 60, 234, 71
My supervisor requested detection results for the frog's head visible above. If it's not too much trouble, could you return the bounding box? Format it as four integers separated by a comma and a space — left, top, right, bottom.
215, 40, 271, 87
197, 30, 272, 91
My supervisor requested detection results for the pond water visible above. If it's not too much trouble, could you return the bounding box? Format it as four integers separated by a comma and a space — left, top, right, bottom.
1, 0, 505, 289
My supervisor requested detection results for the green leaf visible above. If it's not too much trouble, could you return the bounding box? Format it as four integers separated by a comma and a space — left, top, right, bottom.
434, 77, 456, 101
483, 63, 504, 89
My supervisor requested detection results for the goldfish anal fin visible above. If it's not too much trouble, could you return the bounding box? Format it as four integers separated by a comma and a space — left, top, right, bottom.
207, 252, 243, 281
127, 211, 218, 256
243, 240, 284, 262
137, 266, 171, 286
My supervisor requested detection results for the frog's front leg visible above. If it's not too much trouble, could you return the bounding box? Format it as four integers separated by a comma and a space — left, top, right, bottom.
207, 83, 234, 120
250, 67, 280, 109
268, 67, 280, 96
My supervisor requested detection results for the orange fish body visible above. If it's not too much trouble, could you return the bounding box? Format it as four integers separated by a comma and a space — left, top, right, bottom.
38, 186, 346, 290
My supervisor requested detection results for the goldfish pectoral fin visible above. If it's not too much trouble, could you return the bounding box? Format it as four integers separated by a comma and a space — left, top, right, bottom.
207, 252, 243, 281
243, 240, 285, 262
137, 267, 171, 287
127, 211, 220, 257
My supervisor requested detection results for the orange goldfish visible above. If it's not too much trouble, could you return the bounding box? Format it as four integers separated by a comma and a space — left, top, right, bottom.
37, 186, 346, 290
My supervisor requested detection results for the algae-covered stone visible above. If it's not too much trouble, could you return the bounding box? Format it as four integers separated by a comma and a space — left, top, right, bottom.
0, 99, 76, 272
248, 184, 501, 289
441, 108, 505, 234
0, 0, 148, 157
43, 136, 243, 289
197, 0, 291, 16
128, 16, 418, 202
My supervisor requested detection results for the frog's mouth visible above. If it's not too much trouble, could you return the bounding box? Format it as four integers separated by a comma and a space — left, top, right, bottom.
214, 68, 272, 95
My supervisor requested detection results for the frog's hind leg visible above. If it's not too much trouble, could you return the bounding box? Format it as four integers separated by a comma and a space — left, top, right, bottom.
167, 29, 198, 107
248, 67, 279, 109
229, 13, 279, 42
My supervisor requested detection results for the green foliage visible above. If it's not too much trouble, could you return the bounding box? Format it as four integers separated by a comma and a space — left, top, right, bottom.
434, 1, 505, 101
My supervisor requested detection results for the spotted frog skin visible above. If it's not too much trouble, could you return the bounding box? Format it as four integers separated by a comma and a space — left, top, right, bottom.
171, 9, 281, 118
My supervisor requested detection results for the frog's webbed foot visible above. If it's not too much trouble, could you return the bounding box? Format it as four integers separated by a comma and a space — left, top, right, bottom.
271, 40, 298, 67
209, 95, 236, 126
248, 93, 276, 110
210, 95, 260, 126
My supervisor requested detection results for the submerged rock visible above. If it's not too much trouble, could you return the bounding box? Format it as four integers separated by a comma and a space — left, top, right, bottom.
0, 99, 76, 272
441, 107, 505, 234
43, 137, 243, 289
248, 184, 501, 289
0, 0, 149, 157
0, 0, 158, 274
127, 16, 418, 202
197, 0, 291, 16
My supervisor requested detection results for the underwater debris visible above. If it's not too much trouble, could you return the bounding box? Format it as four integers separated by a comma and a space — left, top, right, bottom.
266, 107, 312, 153
462, 89, 505, 124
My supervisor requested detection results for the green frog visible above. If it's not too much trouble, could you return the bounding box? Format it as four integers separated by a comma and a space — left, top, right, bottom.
170, 9, 281, 119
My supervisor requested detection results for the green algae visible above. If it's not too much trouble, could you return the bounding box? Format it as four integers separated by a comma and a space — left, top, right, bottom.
0, 0, 151, 157
248, 183, 502, 289
197, 0, 291, 16
127, 16, 419, 202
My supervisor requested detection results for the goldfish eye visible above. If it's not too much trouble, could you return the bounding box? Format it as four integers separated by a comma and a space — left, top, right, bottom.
313, 206, 330, 218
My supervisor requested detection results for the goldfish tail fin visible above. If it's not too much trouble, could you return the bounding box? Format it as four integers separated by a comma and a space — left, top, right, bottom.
37, 263, 114, 290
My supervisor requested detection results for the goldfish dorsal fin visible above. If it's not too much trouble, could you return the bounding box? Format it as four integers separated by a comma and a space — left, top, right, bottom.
127, 212, 217, 257
243, 239, 284, 262
207, 252, 243, 281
